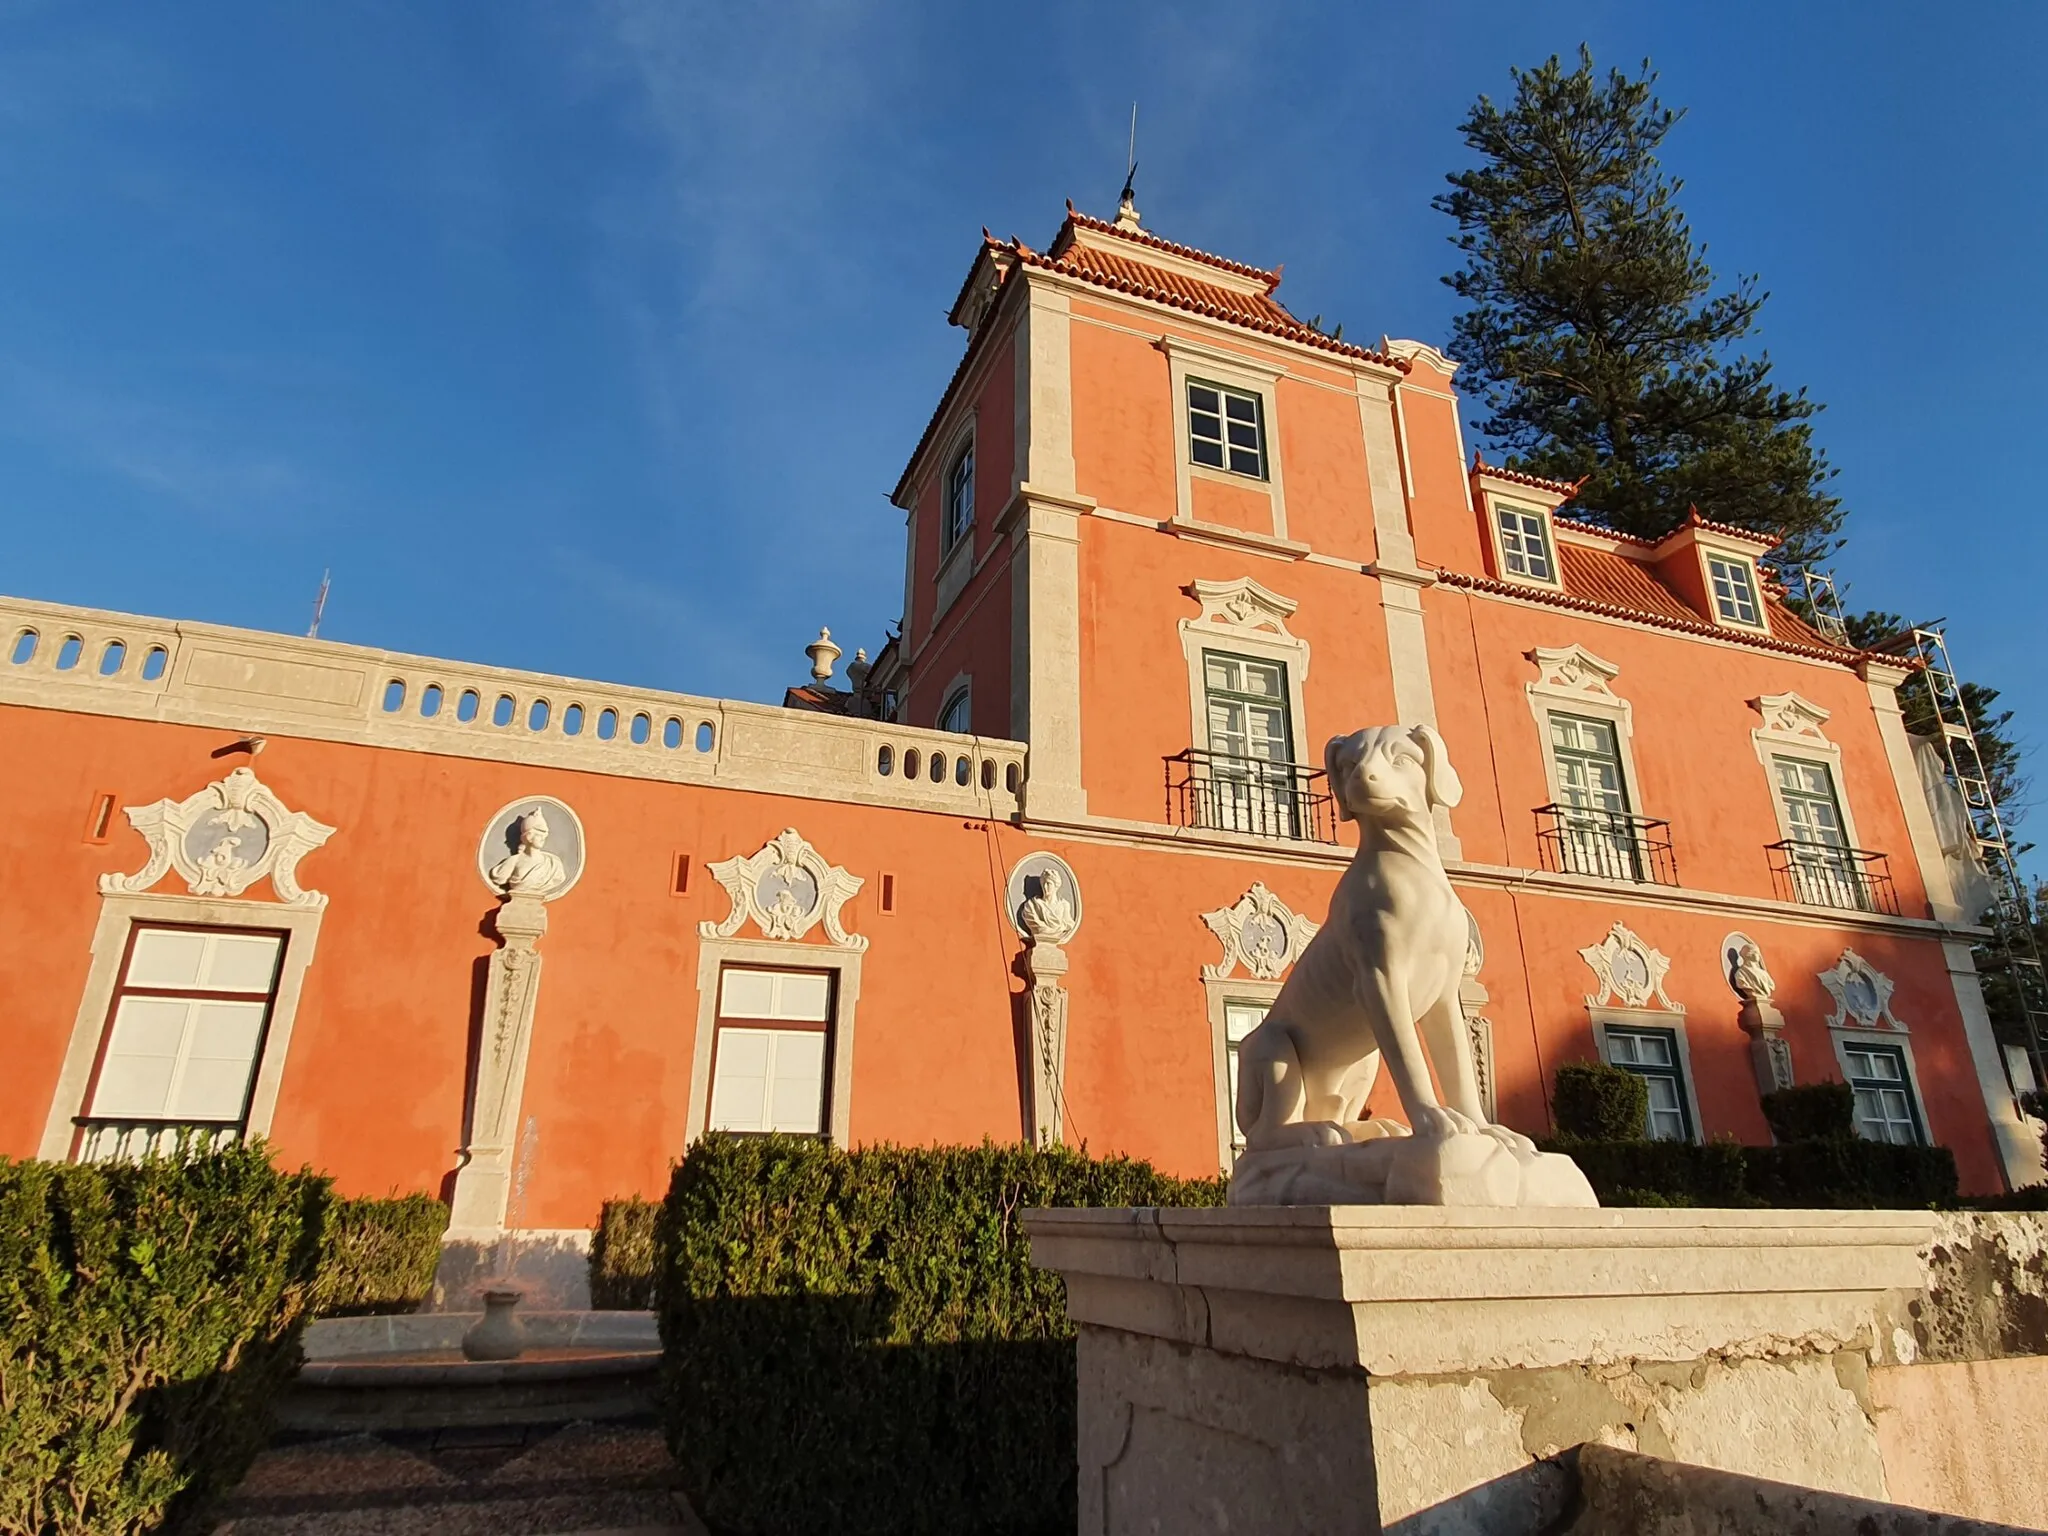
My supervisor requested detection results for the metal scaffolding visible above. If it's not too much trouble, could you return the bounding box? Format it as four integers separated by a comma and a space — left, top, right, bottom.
1876, 623, 2048, 1093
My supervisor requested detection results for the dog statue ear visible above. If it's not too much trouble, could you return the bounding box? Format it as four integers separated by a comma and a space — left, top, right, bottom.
1411, 724, 1464, 809
1324, 732, 1360, 822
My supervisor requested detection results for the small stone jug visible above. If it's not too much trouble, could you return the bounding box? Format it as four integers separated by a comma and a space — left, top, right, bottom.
461, 1288, 527, 1361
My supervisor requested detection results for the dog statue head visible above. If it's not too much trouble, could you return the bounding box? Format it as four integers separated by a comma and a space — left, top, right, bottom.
1324, 724, 1463, 828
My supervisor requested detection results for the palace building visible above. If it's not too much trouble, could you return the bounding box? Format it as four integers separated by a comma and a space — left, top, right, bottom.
3, 195, 2040, 1249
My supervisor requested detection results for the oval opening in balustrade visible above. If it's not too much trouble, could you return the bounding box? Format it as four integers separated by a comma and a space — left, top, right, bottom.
877, 745, 894, 776
597, 707, 619, 741
695, 721, 715, 753
1005, 762, 1020, 793
421, 683, 444, 718
954, 755, 970, 786
56, 635, 83, 671
383, 679, 406, 713
99, 640, 126, 677
457, 689, 481, 723
563, 703, 585, 736
930, 752, 946, 784
903, 748, 921, 779
630, 712, 652, 745
8, 629, 36, 666
528, 699, 550, 732
140, 644, 168, 681
981, 758, 995, 790
492, 694, 515, 727
663, 717, 682, 749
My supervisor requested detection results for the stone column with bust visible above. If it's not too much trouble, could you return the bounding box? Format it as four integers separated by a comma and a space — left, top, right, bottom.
449, 801, 582, 1234
1728, 933, 1795, 1096
1009, 855, 1080, 1147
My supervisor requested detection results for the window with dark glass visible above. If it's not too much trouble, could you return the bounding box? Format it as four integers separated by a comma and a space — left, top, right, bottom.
942, 441, 975, 555
1548, 713, 1639, 879
1603, 1026, 1693, 1141
1495, 503, 1556, 582
1843, 1042, 1924, 1146
1707, 556, 1763, 626
1186, 380, 1266, 478
938, 688, 970, 735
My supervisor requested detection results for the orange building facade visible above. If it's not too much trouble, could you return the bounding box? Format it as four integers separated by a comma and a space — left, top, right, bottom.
3, 200, 2040, 1251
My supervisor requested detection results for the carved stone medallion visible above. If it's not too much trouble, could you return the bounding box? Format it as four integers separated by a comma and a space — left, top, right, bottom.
477, 797, 586, 901
99, 767, 335, 909
1819, 950, 1902, 1031
1006, 853, 1082, 946
1201, 883, 1319, 981
701, 828, 867, 950
1579, 922, 1678, 1011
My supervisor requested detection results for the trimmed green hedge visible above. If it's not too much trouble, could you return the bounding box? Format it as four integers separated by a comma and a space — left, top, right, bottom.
1545, 1136, 1747, 1207
590, 1196, 661, 1310
310, 1193, 449, 1317
1759, 1082, 1855, 1144
0, 1142, 328, 1535
1552, 1061, 1648, 1141
657, 1135, 1226, 1536
1545, 1136, 1958, 1208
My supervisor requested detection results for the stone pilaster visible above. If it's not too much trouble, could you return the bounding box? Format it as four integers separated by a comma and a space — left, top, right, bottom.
450, 894, 549, 1232
1024, 939, 1071, 1146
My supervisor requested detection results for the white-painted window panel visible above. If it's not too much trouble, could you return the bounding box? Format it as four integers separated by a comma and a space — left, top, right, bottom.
719, 969, 831, 1022
708, 1026, 828, 1134
125, 929, 282, 992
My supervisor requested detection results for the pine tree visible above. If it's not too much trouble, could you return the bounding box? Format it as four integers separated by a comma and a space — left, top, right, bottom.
1437, 48, 1840, 566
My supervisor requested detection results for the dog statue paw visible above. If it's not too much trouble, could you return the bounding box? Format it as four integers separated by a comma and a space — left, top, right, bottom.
1228, 1130, 1597, 1209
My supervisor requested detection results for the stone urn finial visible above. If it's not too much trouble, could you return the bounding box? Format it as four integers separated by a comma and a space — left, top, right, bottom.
805, 627, 842, 683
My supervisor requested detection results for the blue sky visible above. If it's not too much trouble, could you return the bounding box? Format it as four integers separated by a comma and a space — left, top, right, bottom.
5, 3, 2044, 835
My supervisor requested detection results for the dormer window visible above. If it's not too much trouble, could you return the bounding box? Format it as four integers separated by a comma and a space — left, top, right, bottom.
1707, 556, 1763, 627
1494, 503, 1557, 584
942, 440, 975, 555
1187, 380, 1266, 479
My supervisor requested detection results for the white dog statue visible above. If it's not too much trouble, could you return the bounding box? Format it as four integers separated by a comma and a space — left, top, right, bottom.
1230, 725, 1597, 1207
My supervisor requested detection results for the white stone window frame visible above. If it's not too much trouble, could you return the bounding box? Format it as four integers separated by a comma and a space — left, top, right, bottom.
1202, 976, 1282, 1173
39, 891, 324, 1160
1523, 645, 1646, 812
686, 936, 862, 1147
1159, 335, 1289, 541
1828, 1027, 1932, 1148
1749, 693, 1868, 853
933, 417, 979, 620
1178, 578, 1312, 770
1590, 1009, 1705, 1145
1704, 552, 1768, 632
1480, 488, 1565, 592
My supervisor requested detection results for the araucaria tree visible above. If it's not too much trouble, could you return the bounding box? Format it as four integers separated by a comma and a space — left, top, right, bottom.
1437, 48, 1840, 567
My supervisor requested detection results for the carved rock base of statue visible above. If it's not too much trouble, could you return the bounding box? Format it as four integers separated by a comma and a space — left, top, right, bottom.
1740, 999, 1796, 1096
1023, 941, 1070, 1147
450, 895, 549, 1232
1229, 1127, 1598, 1209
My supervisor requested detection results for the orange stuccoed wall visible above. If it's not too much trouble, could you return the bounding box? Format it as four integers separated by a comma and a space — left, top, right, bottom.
4, 203, 2033, 1222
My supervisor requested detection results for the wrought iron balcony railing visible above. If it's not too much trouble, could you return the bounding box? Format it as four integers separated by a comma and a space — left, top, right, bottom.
72, 1117, 243, 1164
1164, 749, 1339, 844
1765, 840, 1900, 916
1534, 804, 1679, 886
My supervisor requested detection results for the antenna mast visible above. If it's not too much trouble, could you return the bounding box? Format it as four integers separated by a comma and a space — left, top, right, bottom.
307, 569, 331, 639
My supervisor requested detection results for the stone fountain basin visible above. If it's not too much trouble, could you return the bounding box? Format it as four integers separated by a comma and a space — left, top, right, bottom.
283, 1311, 661, 1432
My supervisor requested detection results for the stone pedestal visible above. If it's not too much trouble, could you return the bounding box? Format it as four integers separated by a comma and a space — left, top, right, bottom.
1024, 939, 1070, 1146
450, 895, 549, 1232
1740, 998, 1796, 1095
1025, 1205, 1935, 1535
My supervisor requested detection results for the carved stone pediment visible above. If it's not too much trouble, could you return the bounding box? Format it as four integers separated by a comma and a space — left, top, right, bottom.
1202, 883, 1320, 981
1579, 922, 1677, 1011
1184, 577, 1300, 637
1819, 950, 1902, 1031
1751, 691, 1833, 744
699, 828, 867, 951
1526, 644, 1622, 698
98, 767, 335, 909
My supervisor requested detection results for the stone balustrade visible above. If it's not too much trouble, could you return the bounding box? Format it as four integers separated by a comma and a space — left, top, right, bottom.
0, 596, 1027, 819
